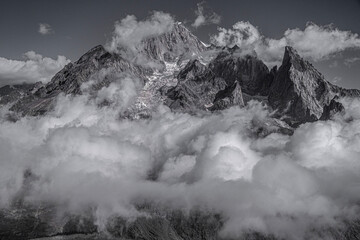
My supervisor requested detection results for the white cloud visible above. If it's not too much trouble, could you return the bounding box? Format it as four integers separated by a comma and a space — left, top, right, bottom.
0, 51, 70, 86
211, 22, 360, 66
105, 11, 175, 53
38, 23, 53, 35
192, 1, 221, 28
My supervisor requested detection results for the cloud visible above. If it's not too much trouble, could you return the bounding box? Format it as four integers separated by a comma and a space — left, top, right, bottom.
1, 70, 360, 239
105, 11, 175, 53
0, 51, 70, 86
344, 57, 360, 67
38, 23, 53, 35
329, 60, 338, 68
211, 21, 360, 66
192, 1, 221, 28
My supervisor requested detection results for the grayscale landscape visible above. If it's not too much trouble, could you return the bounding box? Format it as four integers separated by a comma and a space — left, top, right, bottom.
1, 1, 360, 239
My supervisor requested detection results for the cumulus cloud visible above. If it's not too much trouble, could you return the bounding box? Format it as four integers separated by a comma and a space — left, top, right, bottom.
1, 69, 360, 238
211, 21, 360, 66
38, 23, 53, 35
0, 51, 70, 86
192, 1, 221, 28
106, 11, 174, 53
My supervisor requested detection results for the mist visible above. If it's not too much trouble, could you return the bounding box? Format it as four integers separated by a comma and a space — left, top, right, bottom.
1, 70, 360, 239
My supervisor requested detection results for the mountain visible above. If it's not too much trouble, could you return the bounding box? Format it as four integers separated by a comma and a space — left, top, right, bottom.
1, 24, 359, 126
138, 22, 207, 62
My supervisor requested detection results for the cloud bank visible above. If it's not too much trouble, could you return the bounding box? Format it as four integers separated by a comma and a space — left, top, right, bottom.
192, 1, 221, 28
0, 51, 70, 86
211, 21, 360, 66
1, 68, 360, 238
38, 23, 53, 35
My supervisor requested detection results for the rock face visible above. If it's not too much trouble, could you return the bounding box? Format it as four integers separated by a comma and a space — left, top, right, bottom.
138, 22, 207, 62
165, 59, 226, 112
1, 24, 358, 124
165, 47, 271, 112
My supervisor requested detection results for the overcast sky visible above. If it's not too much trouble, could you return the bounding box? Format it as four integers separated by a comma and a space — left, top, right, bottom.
0, 0, 360, 89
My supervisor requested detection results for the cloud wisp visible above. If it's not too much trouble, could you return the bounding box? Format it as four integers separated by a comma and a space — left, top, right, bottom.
0, 66, 360, 238
192, 1, 221, 28
38, 23, 54, 35
211, 21, 360, 66
0, 51, 70, 86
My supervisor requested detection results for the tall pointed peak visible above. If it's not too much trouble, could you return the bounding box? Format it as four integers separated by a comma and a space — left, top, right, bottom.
281, 46, 313, 72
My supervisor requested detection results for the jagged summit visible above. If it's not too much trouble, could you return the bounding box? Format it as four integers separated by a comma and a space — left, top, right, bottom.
138, 22, 207, 62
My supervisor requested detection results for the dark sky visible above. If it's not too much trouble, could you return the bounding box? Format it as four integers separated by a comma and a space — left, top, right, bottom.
1, 0, 360, 88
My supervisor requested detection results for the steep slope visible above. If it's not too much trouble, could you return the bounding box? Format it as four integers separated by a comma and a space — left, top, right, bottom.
164, 46, 275, 112
165, 59, 225, 112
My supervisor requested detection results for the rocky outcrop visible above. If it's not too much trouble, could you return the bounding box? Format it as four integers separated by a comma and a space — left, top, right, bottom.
320, 96, 345, 121
165, 59, 226, 112
0, 82, 43, 106
209, 46, 272, 96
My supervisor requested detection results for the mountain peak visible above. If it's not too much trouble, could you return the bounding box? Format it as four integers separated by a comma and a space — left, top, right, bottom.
283, 46, 300, 64
139, 22, 206, 62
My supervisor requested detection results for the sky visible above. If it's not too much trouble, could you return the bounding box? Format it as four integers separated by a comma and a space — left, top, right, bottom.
0, 0, 360, 88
